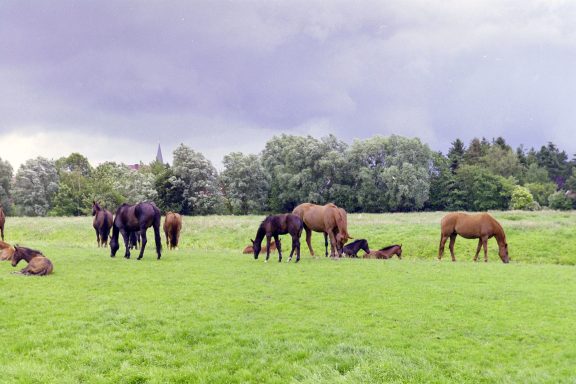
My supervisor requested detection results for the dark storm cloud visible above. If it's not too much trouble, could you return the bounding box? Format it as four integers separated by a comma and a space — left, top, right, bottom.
2, 0, 576, 168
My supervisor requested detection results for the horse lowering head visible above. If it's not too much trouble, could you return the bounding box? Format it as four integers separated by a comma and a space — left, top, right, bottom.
110, 227, 120, 257
251, 238, 262, 259
499, 242, 509, 263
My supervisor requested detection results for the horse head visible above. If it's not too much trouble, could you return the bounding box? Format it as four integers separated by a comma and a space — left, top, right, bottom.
251, 239, 261, 260
92, 201, 101, 216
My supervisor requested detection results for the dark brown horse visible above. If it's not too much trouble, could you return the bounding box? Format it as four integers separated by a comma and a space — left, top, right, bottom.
243, 240, 277, 254
92, 201, 113, 247
292, 203, 352, 257
342, 239, 370, 257
252, 214, 303, 262
110, 202, 162, 260
10, 245, 53, 275
0, 203, 5, 241
439, 212, 509, 263
364, 244, 402, 259
163, 212, 182, 250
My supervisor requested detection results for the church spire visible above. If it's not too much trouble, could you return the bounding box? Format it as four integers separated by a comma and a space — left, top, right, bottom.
156, 143, 164, 164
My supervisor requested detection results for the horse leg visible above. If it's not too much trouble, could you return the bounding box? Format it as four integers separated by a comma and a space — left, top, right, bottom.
473, 239, 482, 262
137, 229, 147, 260
483, 237, 489, 262
165, 228, 170, 249
120, 229, 131, 259
155, 226, 162, 260
95, 229, 100, 247
304, 225, 314, 256
274, 235, 282, 262
438, 235, 448, 260
328, 230, 338, 258
265, 235, 271, 262
0, 226, 3, 241
324, 232, 329, 257
288, 234, 296, 262
448, 234, 457, 262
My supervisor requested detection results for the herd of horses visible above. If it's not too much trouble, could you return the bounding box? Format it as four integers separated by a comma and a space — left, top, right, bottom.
0, 200, 511, 276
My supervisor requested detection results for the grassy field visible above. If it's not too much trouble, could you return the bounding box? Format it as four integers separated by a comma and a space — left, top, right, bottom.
1, 211, 575, 383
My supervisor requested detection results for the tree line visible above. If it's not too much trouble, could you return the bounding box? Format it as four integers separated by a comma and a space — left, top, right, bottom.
1, 134, 575, 216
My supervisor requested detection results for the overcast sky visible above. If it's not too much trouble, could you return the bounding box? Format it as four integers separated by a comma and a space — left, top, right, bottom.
2, 0, 576, 170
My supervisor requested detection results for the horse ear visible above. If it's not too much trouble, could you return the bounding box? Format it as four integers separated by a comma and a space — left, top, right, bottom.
250, 239, 254, 244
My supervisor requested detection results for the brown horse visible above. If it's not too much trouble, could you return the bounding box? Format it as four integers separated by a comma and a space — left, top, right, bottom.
164, 212, 182, 250
92, 201, 113, 247
252, 214, 303, 262
0, 203, 5, 241
110, 202, 162, 260
292, 203, 352, 257
439, 212, 509, 263
10, 245, 53, 276
0, 240, 14, 261
364, 244, 402, 259
243, 240, 277, 254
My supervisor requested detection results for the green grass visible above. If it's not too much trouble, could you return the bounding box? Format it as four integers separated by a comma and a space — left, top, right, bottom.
0, 212, 575, 383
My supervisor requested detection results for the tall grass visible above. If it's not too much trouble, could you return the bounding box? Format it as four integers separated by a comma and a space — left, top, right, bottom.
0, 212, 575, 383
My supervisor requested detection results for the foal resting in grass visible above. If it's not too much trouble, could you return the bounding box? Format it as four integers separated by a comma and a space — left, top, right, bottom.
439, 212, 509, 263
364, 244, 402, 259
252, 214, 303, 262
10, 245, 53, 276
342, 239, 370, 257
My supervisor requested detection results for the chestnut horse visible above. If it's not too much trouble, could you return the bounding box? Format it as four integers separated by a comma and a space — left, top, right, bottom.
439, 212, 509, 263
292, 203, 351, 257
10, 245, 53, 276
0, 240, 14, 261
243, 240, 277, 254
164, 212, 182, 250
252, 214, 303, 262
92, 201, 113, 247
110, 202, 162, 260
365, 244, 402, 259
0, 203, 5, 241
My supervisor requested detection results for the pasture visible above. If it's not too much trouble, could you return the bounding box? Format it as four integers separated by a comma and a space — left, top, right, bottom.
1, 211, 575, 383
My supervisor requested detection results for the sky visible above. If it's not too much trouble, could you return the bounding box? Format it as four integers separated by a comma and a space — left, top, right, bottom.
2, 0, 576, 170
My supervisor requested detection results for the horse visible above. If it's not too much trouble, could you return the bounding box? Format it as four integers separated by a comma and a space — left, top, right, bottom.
251, 214, 303, 262
439, 212, 509, 263
243, 240, 278, 254
92, 201, 113, 247
342, 239, 370, 258
292, 203, 352, 257
364, 244, 402, 259
10, 245, 53, 276
0, 203, 5, 241
129, 231, 141, 250
163, 212, 183, 250
110, 202, 162, 260
0, 240, 14, 261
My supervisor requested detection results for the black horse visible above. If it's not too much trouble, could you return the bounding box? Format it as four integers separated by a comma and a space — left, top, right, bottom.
342, 239, 370, 258
128, 231, 141, 250
251, 214, 303, 262
110, 202, 162, 260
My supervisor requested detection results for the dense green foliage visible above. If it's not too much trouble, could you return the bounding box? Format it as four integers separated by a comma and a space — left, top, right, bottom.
3, 135, 576, 216
1, 213, 575, 383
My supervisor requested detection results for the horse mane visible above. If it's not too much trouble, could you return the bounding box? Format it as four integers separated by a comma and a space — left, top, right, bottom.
379, 244, 400, 251
15, 245, 44, 256
333, 208, 349, 239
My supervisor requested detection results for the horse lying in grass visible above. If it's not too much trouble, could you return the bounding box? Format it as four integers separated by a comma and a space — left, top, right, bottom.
3, 244, 54, 276
364, 244, 402, 260
342, 239, 370, 257
243, 240, 278, 254
0, 240, 14, 261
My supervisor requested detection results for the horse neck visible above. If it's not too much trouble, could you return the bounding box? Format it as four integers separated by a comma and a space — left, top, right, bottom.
254, 226, 266, 244
492, 220, 506, 246
334, 209, 348, 238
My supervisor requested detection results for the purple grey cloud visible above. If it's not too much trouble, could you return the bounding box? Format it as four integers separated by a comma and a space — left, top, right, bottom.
2, 0, 576, 169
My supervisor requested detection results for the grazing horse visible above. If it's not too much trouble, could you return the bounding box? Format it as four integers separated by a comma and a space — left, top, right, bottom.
243, 240, 278, 254
342, 239, 370, 258
10, 246, 53, 276
439, 212, 509, 263
365, 244, 402, 259
92, 201, 113, 247
110, 202, 162, 260
163, 212, 183, 250
252, 214, 303, 262
0, 203, 5, 241
292, 203, 352, 257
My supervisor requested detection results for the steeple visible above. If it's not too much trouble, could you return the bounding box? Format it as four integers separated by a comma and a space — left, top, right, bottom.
156, 143, 164, 164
